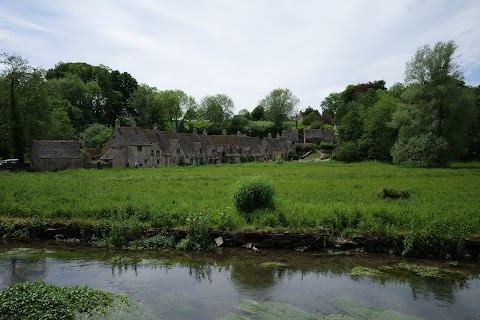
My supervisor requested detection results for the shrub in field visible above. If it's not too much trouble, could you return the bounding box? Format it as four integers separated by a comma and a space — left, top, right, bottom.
380, 188, 410, 200
232, 176, 275, 219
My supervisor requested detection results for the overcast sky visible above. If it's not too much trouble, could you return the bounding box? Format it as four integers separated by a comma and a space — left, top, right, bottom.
1, 0, 479, 113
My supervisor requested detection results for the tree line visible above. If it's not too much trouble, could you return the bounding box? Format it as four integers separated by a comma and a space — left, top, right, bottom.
0, 55, 300, 163
321, 40, 480, 166
1, 40, 479, 166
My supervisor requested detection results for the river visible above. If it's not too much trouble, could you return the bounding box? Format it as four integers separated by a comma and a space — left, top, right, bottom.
0, 241, 479, 319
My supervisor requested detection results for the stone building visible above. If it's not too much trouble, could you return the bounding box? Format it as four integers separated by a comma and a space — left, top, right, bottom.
100, 121, 295, 168
303, 129, 335, 145
30, 140, 83, 171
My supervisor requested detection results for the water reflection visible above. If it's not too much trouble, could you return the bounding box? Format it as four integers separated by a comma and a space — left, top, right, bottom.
0, 244, 479, 320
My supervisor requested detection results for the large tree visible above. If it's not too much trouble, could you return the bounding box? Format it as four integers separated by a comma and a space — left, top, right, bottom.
259, 88, 299, 127
0, 54, 51, 162
199, 94, 234, 126
391, 40, 475, 166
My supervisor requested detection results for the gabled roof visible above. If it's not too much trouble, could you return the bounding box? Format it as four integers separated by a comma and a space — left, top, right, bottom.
281, 127, 299, 141
304, 129, 335, 141
262, 137, 285, 151
100, 148, 121, 160
32, 140, 82, 159
116, 127, 151, 146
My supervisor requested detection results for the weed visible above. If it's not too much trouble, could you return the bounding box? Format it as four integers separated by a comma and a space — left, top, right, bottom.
176, 212, 214, 251
381, 188, 410, 200
0, 280, 128, 319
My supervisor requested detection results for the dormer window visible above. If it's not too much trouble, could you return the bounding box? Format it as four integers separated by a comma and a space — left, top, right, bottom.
137, 146, 142, 152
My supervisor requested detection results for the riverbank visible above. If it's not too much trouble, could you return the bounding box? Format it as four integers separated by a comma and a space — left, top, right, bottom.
1, 218, 480, 259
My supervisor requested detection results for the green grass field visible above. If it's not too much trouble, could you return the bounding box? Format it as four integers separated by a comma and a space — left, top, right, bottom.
1, 161, 479, 240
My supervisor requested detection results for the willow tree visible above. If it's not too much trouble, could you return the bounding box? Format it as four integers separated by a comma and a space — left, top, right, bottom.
391, 40, 475, 166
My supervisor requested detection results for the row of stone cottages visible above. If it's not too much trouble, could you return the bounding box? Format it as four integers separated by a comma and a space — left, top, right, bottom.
27, 121, 335, 170
100, 120, 298, 168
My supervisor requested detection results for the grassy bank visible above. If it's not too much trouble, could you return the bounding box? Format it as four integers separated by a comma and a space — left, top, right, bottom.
1, 161, 479, 255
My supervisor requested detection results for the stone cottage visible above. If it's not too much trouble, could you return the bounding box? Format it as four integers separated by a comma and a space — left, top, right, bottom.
100, 121, 296, 168
30, 140, 83, 171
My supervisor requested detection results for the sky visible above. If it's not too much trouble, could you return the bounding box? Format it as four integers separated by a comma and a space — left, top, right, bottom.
1, 0, 479, 113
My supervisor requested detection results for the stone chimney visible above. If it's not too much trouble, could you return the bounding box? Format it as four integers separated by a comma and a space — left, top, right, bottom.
193, 128, 198, 135
203, 129, 208, 137
268, 133, 272, 139
153, 123, 158, 130
276, 133, 280, 138
222, 129, 227, 136
172, 126, 177, 134
115, 119, 121, 128
237, 131, 241, 137
132, 120, 136, 128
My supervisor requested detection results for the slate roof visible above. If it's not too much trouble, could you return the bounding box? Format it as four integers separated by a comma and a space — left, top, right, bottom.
100, 148, 121, 160
116, 127, 151, 146
304, 129, 335, 142
281, 127, 299, 142
32, 140, 83, 159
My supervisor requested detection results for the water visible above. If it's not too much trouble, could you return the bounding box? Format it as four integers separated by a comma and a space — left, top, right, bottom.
0, 242, 479, 319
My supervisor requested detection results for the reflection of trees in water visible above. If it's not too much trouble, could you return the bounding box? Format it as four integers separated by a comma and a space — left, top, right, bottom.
2, 257, 47, 286
230, 263, 295, 298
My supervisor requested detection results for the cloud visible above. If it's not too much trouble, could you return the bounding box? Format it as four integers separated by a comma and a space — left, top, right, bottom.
1, 0, 479, 112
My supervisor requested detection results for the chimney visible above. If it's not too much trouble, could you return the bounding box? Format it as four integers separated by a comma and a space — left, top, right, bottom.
132, 120, 136, 128
276, 133, 280, 139
153, 123, 158, 130
203, 129, 208, 137
172, 126, 177, 134
237, 131, 241, 137
222, 129, 227, 136
115, 119, 120, 128
268, 133, 272, 139
193, 128, 198, 135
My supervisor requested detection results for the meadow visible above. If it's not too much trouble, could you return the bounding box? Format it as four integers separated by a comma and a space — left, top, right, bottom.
1, 161, 479, 242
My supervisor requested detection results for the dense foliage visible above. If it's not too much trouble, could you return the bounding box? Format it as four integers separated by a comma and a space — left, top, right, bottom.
0, 281, 128, 320
232, 176, 276, 219
324, 41, 480, 166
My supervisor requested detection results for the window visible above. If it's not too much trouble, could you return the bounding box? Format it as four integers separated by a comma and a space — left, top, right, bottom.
157, 159, 160, 164
199, 148, 202, 154
177, 149, 180, 155
151, 150, 154, 156
156, 150, 160, 155
145, 159, 148, 164
137, 146, 142, 152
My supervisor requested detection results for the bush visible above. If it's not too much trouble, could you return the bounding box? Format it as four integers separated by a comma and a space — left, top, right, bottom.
232, 176, 275, 220
336, 141, 363, 162
176, 212, 213, 250
381, 188, 410, 200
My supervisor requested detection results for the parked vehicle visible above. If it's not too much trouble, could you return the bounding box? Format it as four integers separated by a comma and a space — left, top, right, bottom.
0, 159, 20, 171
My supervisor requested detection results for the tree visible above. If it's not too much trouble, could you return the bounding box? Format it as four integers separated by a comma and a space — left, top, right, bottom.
127, 84, 166, 129
251, 105, 265, 121
259, 88, 299, 128
45, 107, 75, 140
79, 123, 112, 150
391, 40, 475, 166
199, 94, 234, 126
320, 92, 341, 119
0, 54, 51, 162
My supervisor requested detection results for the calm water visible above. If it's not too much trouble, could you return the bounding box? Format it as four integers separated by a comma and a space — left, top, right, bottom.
0, 242, 479, 319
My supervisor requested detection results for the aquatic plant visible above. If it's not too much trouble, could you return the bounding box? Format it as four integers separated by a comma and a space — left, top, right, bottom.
350, 266, 386, 278
260, 262, 288, 268
0, 281, 128, 320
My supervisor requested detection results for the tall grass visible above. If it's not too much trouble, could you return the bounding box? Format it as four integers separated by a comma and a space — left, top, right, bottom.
1, 161, 479, 242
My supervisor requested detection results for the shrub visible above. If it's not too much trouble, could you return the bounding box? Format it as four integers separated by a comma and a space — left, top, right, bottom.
232, 176, 275, 219
336, 141, 363, 162
176, 212, 213, 250
380, 188, 410, 200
